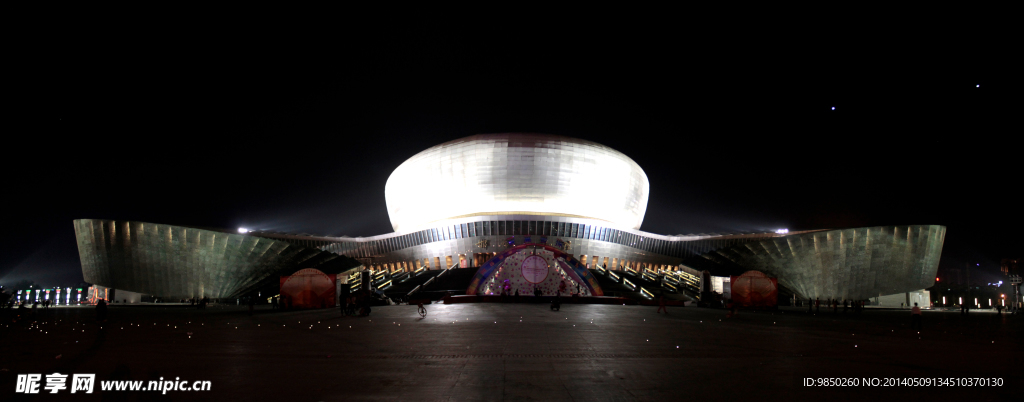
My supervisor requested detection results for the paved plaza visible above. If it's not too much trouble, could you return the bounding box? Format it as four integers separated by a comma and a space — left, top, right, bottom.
1, 303, 1020, 400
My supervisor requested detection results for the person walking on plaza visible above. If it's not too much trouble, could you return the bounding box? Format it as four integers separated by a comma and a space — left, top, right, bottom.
815, 297, 820, 314
657, 294, 668, 314
808, 297, 813, 313
96, 299, 107, 322
910, 302, 922, 330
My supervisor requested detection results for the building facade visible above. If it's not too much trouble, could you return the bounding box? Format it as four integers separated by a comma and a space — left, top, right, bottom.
74, 133, 945, 301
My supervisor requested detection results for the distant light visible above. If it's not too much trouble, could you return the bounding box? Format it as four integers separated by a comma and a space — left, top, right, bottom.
831, 106, 835, 110
775, 229, 789, 234
976, 84, 980, 88
238, 228, 250, 233
936, 277, 940, 282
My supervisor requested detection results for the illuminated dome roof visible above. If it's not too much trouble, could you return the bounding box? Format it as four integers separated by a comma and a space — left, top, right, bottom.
385, 133, 649, 232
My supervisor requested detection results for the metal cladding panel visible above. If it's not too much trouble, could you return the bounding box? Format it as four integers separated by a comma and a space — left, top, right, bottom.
73, 219, 342, 299
702, 225, 945, 300
385, 133, 650, 232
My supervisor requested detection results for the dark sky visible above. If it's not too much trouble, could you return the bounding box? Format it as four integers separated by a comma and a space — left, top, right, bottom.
3, 21, 1018, 287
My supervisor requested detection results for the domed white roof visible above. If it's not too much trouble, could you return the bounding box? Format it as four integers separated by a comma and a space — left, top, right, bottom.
385, 133, 649, 232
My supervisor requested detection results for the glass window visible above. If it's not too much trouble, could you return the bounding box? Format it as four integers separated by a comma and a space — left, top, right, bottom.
513, 221, 521, 235
528, 221, 536, 235
543, 221, 552, 235
483, 221, 490, 236
497, 221, 504, 236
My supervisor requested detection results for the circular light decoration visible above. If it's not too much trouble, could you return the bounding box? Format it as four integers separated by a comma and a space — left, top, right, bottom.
521, 255, 549, 284
385, 133, 650, 232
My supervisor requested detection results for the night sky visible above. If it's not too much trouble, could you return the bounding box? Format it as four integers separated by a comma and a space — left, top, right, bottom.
3, 23, 1017, 288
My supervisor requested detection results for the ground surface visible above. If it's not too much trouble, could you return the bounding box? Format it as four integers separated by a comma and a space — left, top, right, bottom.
1, 303, 1020, 401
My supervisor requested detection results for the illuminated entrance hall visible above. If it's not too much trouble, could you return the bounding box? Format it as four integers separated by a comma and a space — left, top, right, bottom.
467, 243, 602, 297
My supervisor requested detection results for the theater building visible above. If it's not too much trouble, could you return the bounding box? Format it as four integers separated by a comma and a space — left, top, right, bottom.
75, 133, 945, 301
